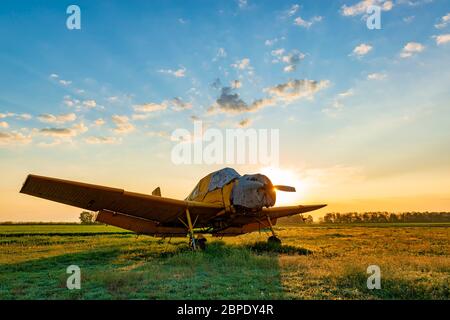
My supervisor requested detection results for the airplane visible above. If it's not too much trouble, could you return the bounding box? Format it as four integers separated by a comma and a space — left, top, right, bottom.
19, 167, 326, 250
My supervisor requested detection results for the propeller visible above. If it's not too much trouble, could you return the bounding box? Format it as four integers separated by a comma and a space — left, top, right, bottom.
273, 185, 296, 192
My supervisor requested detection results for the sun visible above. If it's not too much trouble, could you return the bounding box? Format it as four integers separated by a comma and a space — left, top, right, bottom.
259, 166, 306, 205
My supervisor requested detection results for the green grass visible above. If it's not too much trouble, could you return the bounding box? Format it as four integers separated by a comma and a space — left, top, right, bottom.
0, 223, 448, 299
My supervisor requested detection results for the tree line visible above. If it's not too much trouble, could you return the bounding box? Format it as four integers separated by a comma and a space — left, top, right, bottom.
319, 212, 450, 224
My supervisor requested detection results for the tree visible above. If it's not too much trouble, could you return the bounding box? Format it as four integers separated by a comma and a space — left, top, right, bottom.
79, 211, 95, 224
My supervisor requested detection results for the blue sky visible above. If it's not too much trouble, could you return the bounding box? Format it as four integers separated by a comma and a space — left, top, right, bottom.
1, 0, 450, 221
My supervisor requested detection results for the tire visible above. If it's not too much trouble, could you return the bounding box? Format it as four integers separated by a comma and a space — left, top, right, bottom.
267, 236, 281, 246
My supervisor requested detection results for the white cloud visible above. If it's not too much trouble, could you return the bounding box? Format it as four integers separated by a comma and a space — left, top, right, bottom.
82, 100, 97, 108
271, 48, 285, 56
49, 73, 59, 79
340, 0, 393, 17
293, 15, 322, 28
367, 72, 387, 80
0, 112, 32, 120
433, 34, 450, 45
231, 58, 251, 70
265, 37, 285, 46
400, 42, 425, 58
265, 79, 330, 103
0, 121, 9, 128
158, 67, 186, 78
59, 79, 72, 86
94, 118, 105, 126
323, 88, 354, 117
133, 102, 167, 113
435, 13, 450, 29
287, 4, 300, 17
111, 115, 134, 134
171, 97, 192, 111
238, 0, 247, 9
40, 122, 88, 138
0, 131, 32, 145
351, 43, 373, 56
403, 16, 415, 23
281, 50, 305, 72
37, 113, 77, 124
85, 136, 119, 144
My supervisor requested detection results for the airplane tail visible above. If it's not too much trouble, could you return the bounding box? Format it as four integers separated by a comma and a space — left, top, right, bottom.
152, 187, 161, 196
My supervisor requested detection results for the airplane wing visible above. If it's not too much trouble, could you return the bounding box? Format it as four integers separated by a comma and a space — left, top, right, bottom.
19, 174, 224, 227
213, 204, 326, 236
261, 204, 327, 219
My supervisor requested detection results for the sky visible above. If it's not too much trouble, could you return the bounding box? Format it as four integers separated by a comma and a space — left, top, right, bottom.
1, 0, 450, 222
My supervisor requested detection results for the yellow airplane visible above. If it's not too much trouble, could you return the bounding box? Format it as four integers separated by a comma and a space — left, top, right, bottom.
19, 168, 326, 249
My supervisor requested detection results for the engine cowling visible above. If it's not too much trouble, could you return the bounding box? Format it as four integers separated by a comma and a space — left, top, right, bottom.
231, 174, 276, 210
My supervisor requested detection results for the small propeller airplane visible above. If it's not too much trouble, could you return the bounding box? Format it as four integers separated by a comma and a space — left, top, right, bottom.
19, 168, 326, 250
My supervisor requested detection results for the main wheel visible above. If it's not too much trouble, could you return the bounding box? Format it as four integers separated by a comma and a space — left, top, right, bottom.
267, 235, 281, 246
197, 235, 207, 250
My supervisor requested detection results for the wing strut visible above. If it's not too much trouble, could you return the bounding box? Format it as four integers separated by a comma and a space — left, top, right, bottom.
185, 208, 196, 250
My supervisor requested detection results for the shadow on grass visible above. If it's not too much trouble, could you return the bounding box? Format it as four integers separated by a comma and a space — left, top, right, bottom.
245, 241, 313, 255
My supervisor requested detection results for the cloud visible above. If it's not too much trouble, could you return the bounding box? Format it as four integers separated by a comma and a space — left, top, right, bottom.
238, 0, 247, 9
400, 42, 425, 58
178, 18, 188, 24
238, 118, 253, 127
85, 136, 119, 144
0, 112, 32, 120
287, 4, 300, 17
293, 15, 322, 28
209, 87, 275, 114
39, 122, 88, 138
111, 115, 135, 134
158, 67, 186, 78
351, 43, 373, 57
367, 72, 387, 80
37, 113, 77, 124
63, 96, 80, 107
131, 113, 151, 121
49, 74, 59, 79
0, 121, 9, 128
403, 16, 415, 23
322, 89, 354, 117
271, 48, 285, 57
0, 131, 32, 145
435, 13, 450, 29
94, 118, 105, 126
433, 34, 450, 45
264, 79, 330, 103
82, 100, 97, 108
231, 80, 242, 89
171, 97, 192, 111
281, 50, 305, 72
265, 37, 285, 46
231, 58, 251, 70
133, 102, 167, 113
59, 79, 72, 86
340, 0, 393, 17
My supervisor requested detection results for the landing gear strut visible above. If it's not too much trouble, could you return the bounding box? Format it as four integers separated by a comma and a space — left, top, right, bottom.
184, 208, 207, 250
266, 215, 281, 246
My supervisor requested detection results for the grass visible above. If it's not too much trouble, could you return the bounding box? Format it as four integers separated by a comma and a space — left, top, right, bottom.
0, 223, 449, 299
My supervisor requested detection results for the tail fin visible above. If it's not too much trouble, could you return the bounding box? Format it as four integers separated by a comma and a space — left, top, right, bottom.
152, 187, 161, 197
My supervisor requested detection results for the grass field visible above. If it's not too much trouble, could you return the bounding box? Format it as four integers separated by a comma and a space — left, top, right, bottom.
0, 223, 448, 300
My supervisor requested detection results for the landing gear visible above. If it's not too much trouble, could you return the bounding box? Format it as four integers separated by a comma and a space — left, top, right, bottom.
182, 208, 207, 250
267, 235, 281, 246
266, 215, 282, 246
